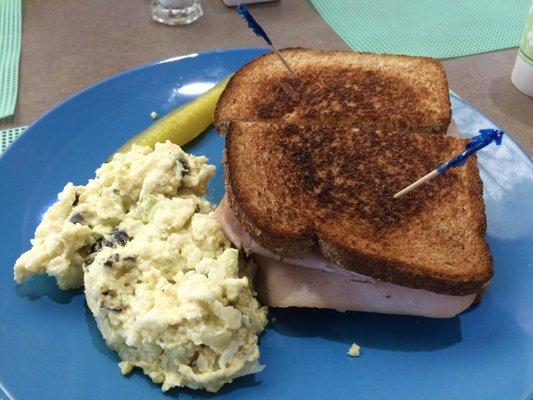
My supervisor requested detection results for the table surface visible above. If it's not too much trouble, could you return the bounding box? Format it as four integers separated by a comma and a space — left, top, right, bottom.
6, 0, 533, 154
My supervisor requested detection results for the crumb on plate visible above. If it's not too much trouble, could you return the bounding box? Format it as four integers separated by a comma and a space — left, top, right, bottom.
347, 343, 360, 357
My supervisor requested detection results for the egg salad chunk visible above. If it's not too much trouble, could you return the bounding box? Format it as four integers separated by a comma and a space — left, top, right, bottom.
14, 141, 267, 392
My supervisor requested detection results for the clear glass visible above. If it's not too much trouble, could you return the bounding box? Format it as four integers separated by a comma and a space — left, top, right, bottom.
151, 0, 203, 26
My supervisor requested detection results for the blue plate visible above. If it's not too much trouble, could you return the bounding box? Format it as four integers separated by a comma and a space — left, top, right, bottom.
0, 49, 532, 400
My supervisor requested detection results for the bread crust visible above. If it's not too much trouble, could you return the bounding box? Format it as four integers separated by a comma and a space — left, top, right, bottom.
225, 179, 316, 259
224, 138, 316, 259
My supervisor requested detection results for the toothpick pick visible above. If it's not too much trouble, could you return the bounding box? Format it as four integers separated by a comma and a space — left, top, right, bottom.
270, 44, 299, 80
236, 4, 299, 100
393, 129, 504, 199
393, 170, 439, 199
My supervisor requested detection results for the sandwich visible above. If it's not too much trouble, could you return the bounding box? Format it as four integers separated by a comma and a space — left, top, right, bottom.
213, 49, 493, 318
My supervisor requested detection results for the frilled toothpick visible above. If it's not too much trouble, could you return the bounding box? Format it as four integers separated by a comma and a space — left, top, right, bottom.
236, 4, 299, 100
393, 129, 504, 199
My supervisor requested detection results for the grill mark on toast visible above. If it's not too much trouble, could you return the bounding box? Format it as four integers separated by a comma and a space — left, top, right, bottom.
311, 128, 462, 231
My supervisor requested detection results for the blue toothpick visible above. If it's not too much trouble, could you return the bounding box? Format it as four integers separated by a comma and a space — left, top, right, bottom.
236, 4, 272, 45
393, 129, 504, 199
236, 4, 299, 99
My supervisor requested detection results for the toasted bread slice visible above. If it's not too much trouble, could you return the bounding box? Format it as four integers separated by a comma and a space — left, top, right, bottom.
215, 48, 451, 134
225, 122, 493, 295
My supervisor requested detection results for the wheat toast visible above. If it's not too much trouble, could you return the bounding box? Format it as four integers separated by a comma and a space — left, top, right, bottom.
215, 48, 451, 134
224, 121, 493, 296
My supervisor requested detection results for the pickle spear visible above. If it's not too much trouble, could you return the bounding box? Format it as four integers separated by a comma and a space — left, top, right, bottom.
117, 76, 230, 153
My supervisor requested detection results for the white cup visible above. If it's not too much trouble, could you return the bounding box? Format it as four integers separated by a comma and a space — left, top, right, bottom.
511, 2, 533, 97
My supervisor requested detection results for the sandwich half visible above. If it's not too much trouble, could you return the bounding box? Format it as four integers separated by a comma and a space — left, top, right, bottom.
216, 122, 493, 318
214, 48, 451, 134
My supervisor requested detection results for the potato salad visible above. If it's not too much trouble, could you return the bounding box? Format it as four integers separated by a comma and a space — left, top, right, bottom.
14, 141, 268, 392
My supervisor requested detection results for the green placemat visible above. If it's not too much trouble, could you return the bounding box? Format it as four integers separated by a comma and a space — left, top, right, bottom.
309, 0, 530, 58
0, 125, 26, 154
0, 0, 22, 119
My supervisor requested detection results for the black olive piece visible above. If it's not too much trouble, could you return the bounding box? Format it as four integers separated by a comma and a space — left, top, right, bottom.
69, 213, 84, 224
110, 229, 130, 246
99, 291, 122, 312
104, 306, 123, 312
104, 240, 114, 248
78, 245, 92, 258
103, 256, 114, 267
114, 253, 120, 262
83, 255, 95, 267
178, 157, 190, 177
90, 237, 104, 253
72, 193, 80, 207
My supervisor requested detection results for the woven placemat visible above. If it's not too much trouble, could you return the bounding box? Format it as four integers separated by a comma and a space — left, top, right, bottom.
0, 0, 22, 119
0, 125, 27, 154
309, 0, 530, 58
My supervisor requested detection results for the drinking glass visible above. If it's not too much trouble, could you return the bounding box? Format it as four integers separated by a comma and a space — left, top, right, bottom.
151, 0, 203, 25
